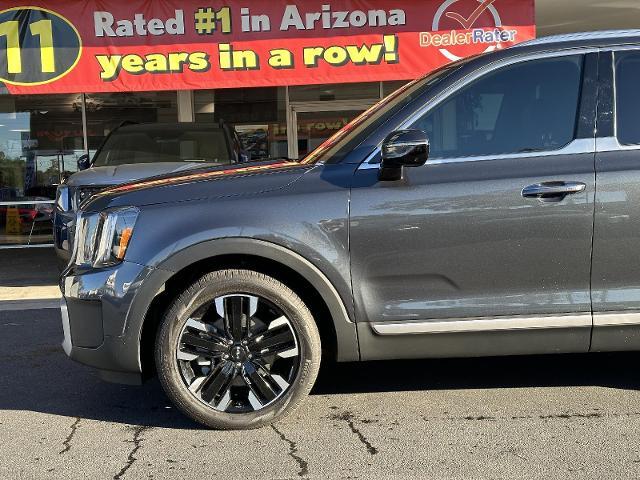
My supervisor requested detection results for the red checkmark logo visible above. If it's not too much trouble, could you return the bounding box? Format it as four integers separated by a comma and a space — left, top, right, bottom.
445, 0, 497, 30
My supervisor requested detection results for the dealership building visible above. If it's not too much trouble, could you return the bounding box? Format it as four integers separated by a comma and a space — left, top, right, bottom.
0, 0, 638, 248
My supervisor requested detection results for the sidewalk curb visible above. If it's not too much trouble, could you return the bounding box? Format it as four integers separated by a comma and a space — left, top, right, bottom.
0, 285, 60, 302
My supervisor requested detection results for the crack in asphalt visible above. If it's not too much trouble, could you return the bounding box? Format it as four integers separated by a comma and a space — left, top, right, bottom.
113, 425, 151, 480
331, 411, 379, 455
271, 425, 309, 477
538, 412, 602, 420
422, 410, 630, 422
59, 417, 81, 454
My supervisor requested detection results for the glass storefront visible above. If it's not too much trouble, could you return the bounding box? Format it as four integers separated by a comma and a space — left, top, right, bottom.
195, 87, 288, 160
0, 94, 82, 246
289, 82, 381, 102
0, 80, 409, 247
296, 110, 366, 158
85, 91, 178, 158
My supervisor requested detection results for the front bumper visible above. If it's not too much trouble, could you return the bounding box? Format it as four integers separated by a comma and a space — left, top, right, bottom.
60, 260, 172, 384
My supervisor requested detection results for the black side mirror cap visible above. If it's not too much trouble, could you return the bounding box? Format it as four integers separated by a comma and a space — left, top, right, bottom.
77, 153, 91, 171
379, 129, 429, 181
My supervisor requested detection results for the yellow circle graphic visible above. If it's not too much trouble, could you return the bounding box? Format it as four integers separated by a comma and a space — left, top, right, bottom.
0, 6, 82, 86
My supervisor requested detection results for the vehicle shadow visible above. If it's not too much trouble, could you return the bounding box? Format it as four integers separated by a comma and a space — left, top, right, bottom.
2, 308, 640, 429
313, 351, 640, 394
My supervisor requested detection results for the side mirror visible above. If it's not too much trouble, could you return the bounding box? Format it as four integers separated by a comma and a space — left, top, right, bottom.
379, 130, 429, 181
77, 153, 91, 171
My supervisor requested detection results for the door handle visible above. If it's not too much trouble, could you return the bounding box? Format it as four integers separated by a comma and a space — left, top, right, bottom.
521, 181, 586, 199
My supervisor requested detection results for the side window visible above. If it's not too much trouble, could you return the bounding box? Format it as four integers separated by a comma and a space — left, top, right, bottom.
411, 55, 584, 159
615, 51, 640, 146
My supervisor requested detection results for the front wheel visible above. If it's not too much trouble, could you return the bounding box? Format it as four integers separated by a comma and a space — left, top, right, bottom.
155, 269, 321, 429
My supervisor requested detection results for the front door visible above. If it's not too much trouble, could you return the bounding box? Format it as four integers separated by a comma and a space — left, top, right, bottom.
350, 53, 597, 351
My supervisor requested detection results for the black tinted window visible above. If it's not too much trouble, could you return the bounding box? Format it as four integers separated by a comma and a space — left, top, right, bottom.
411, 55, 583, 158
615, 51, 640, 146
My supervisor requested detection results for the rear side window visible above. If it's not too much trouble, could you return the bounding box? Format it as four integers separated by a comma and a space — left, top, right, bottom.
615, 51, 640, 146
411, 55, 583, 158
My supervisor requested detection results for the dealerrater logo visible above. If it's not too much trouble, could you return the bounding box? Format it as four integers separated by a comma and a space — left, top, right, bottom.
420, 0, 518, 61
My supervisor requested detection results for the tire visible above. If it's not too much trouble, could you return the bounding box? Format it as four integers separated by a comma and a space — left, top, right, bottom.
155, 269, 321, 429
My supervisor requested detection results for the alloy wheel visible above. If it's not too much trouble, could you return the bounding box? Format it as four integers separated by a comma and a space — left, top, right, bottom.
176, 294, 300, 413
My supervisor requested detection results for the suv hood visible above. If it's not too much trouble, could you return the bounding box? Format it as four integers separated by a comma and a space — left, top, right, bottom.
66, 162, 209, 187
84, 159, 315, 211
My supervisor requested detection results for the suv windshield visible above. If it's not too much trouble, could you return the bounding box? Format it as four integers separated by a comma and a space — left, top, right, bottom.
93, 125, 233, 167
301, 59, 473, 165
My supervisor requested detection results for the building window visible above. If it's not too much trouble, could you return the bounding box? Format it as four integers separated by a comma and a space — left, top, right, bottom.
195, 87, 287, 160
383, 80, 410, 97
0, 94, 82, 246
84, 91, 178, 158
289, 82, 380, 102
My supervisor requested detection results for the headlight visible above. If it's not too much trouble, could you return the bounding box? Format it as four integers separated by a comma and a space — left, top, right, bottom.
55, 185, 70, 211
73, 207, 139, 267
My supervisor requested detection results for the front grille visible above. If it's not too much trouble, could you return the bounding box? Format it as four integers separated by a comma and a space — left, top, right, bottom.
74, 186, 107, 208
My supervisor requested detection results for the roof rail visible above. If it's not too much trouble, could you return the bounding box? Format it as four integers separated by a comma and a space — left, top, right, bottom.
515, 29, 640, 48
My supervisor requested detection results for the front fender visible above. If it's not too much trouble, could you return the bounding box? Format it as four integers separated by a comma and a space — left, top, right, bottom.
153, 237, 359, 362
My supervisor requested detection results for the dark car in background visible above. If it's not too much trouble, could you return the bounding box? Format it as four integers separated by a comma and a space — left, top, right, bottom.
61, 31, 640, 430
54, 122, 247, 265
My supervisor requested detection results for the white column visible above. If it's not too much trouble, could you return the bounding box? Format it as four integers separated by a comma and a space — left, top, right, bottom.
177, 90, 194, 122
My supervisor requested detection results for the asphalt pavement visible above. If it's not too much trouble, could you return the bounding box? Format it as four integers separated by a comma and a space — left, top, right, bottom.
3, 305, 640, 479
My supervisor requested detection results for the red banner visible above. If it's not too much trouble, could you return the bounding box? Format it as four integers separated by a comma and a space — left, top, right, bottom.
0, 1, 535, 94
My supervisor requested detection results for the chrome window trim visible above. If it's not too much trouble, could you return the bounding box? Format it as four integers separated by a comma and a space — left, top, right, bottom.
516, 30, 640, 48
359, 47, 599, 170
371, 314, 592, 336
360, 138, 595, 170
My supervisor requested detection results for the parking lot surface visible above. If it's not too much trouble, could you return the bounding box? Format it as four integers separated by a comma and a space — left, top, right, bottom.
2, 306, 640, 479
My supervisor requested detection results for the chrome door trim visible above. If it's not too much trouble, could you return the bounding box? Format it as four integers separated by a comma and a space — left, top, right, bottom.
593, 312, 640, 327
371, 314, 591, 335
60, 297, 72, 356
359, 46, 599, 169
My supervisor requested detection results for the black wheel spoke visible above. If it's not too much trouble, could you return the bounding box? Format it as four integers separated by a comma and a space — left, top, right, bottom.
218, 295, 256, 342
249, 323, 296, 356
242, 361, 280, 406
199, 361, 236, 406
180, 332, 228, 358
187, 322, 229, 346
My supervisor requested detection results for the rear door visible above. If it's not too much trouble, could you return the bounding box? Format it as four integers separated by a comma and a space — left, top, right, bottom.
591, 48, 640, 350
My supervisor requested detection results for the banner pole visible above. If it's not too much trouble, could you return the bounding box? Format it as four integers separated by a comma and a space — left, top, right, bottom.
81, 93, 89, 156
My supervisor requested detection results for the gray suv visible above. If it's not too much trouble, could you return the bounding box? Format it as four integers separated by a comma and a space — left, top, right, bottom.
60, 31, 640, 429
